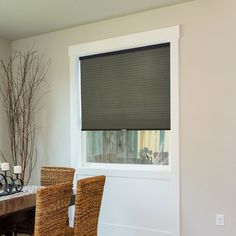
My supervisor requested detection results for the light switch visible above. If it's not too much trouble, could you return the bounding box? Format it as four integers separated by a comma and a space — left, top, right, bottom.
216, 214, 224, 226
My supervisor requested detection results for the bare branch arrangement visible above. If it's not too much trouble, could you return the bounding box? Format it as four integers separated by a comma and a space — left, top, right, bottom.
0, 50, 50, 184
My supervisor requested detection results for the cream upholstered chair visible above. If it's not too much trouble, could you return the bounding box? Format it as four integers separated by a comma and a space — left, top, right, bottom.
67, 175, 106, 236
14, 166, 75, 235
34, 182, 72, 236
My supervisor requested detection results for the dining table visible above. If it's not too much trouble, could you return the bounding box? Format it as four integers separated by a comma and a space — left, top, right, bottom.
0, 186, 75, 236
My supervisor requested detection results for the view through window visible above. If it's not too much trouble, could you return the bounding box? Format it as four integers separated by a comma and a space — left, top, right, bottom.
85, 130, 169, 165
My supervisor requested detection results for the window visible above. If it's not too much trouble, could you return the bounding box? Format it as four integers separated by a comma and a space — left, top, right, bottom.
86, 130, 169, 165
69, 26, 179, 172
79, 42, 170, 166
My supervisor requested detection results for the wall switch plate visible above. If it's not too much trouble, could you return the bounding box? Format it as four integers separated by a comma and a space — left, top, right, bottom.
216, 214, 224, 226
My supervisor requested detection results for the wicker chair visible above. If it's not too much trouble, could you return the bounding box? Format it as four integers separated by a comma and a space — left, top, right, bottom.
34, 182, 72, 236
67, 175, 106, 236
14, 166, 75, 235
40, 167, 75, 186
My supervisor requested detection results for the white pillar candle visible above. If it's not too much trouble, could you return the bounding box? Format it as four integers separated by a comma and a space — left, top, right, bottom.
1, 162, 10, 171
14, 165, 22, 174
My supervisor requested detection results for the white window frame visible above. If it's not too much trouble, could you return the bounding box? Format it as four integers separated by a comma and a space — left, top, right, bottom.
69, 25, 179, 180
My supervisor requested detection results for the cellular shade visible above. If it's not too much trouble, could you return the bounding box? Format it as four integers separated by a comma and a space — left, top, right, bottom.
80, 43, 170, 130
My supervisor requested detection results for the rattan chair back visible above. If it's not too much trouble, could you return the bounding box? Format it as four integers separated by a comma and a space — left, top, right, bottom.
73, 175, 106, 236
14, 167, 75, 235
34, 182, 73, 236
40, 166, 75, 186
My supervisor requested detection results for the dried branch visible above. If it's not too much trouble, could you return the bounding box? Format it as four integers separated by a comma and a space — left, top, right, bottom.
0, 50, 50, 184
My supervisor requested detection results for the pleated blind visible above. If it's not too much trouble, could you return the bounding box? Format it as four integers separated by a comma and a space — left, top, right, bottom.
80, 43, 170, 130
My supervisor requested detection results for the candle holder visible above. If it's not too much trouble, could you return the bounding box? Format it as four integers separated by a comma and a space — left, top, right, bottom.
4, 170, 14, 193
14, 174, 24, 192
0, 165, 24, 197
0, 173, 7, 195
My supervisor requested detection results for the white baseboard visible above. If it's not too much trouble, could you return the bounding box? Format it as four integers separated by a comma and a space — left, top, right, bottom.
99, 222, 172, 236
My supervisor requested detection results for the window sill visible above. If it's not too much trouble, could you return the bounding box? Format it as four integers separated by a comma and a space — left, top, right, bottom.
76, 164, 171, 180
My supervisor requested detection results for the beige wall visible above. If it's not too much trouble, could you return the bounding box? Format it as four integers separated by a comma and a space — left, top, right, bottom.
0, 38, 11, 162
12, 0, 236, 235
0, 38, 11, 59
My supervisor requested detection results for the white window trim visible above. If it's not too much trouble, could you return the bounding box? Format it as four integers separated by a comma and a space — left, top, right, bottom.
69, 25, 179, 178
69, 25, 180, 236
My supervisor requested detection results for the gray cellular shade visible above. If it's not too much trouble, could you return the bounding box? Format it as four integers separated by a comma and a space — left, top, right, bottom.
80, 43, 170, 130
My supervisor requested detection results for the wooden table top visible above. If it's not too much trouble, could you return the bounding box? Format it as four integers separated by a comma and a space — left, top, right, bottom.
0, 194, 36, 219
0, 191, 75, 232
